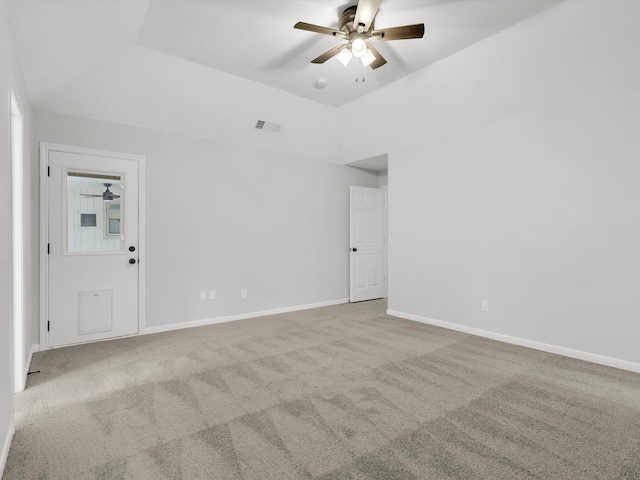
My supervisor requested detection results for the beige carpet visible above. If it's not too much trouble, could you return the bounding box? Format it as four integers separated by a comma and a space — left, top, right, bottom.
4, 300, 640, 479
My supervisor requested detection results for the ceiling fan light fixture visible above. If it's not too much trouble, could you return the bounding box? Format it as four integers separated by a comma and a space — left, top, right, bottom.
80, 182, 121, 201
361, 49, 376, 67
103, 187, 115, 202
351, 38, 367, 58
294, 0, 425, 70
336, 48, 353, 67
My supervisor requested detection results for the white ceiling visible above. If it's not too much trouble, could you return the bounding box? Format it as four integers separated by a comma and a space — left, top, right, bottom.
7, 0, 562, 109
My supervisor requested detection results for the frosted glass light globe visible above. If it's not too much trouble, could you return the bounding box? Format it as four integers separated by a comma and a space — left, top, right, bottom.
336, 48, 353, 67
351, 38, 367, 58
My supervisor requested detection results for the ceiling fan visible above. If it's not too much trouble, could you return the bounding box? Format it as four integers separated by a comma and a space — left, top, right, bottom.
294, 0, 425, 69
80, 183, 120, 201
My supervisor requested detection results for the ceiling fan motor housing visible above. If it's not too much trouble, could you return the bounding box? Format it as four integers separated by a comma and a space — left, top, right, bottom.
340, 5, 374, 37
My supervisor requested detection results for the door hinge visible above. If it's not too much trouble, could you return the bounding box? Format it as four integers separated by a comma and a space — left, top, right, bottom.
47, 321, 50, 332
47, 243, 50, 254
47, 166, 50, 177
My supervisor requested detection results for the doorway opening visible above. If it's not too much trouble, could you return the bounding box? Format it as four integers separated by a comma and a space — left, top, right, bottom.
11, 91, 24, 393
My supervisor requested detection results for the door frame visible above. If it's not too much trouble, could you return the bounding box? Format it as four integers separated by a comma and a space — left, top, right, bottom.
10, 89, 25, 392
39, 142, 146, 350
381, 185, 388, 297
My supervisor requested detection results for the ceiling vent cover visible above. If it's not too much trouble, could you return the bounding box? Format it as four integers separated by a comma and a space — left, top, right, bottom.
254, 120, 281, 135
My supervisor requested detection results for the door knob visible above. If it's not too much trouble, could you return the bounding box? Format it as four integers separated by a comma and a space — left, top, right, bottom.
129, 246, 136, 252
351, 248, 358, 252
129, 258, 136, 264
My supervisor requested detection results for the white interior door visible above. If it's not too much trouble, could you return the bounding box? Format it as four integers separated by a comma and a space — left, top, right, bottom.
350, 186, 386, 302
48, 150, 140, 347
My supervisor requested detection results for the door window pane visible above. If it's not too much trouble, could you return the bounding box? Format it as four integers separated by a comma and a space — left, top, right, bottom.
80, 213, 97, 227
67, 172, 123, 253
106, 203, 121, 236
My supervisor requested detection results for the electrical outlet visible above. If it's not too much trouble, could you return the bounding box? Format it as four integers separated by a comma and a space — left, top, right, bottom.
481, 300, 490, 312
241, 289, 248, 299
200, 291, 207, 301
209, 290, 216, 300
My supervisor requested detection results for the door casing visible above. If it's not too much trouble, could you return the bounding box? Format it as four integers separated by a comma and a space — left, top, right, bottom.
39, 143, 146, 350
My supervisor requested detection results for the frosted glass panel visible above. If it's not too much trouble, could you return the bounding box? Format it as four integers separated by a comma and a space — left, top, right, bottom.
67, 172, 123, 253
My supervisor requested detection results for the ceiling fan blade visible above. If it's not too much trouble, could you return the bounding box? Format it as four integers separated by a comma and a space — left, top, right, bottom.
354, 0, 382, 33
372, 23, 425, 41
311, 43, 348, 64
294, 22, 347, 39
366, 42, 387, 69
80, 194, 102, 197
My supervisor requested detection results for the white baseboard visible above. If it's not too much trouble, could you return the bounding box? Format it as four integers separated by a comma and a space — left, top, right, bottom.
387, 309, 640, 374
1, 421, 15, 479
145, 298, 350, 335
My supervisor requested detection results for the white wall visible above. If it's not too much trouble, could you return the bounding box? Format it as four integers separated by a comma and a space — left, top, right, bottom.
0, 4, 13, 468
340, 1, 640, 164
35, 110, 379, 329
362, 1, 640, 368
377, 170, 388, 188
390, 91, 640, 366
0, 1, 35, 475
34, 45, 343, 166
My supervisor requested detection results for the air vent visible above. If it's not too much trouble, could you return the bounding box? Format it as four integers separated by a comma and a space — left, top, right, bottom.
254, 119, 281, 135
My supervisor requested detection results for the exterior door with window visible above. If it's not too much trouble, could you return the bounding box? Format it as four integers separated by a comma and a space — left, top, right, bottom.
47, 149, 140, 347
